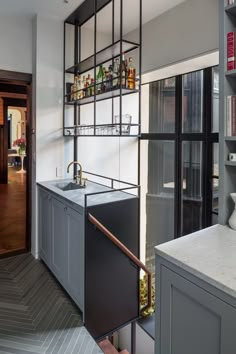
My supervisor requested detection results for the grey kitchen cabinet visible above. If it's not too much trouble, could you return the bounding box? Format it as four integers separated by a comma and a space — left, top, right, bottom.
51, 197, 67, 284
38, 187, 84, 312
156, 261, 236, 354
38, 181, 139, 338
38, 187, 52, 266
65, 206, 84, 311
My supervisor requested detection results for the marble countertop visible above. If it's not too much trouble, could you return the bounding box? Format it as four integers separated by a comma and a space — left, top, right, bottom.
155, 224, 236, 299
37, 179, 136, 208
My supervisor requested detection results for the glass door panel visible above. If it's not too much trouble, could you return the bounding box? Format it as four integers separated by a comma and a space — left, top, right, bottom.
181, 141, 203, 235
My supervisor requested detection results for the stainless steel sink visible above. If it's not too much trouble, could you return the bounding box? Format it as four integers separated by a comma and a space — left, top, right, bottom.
55, 182, 85, 192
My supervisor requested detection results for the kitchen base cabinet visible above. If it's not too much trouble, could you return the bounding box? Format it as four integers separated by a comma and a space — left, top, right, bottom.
38, 182, 139, 338
51, 198, 67, 284
38, 188, 52, 266
156, 261, 236, 354
38, 187, 84, 313
66, 206, 84, 311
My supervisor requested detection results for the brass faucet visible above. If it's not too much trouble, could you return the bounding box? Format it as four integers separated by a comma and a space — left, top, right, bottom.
67, 161, 87, 186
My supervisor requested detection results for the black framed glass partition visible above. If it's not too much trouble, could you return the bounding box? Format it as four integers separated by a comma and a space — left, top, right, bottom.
140, 66, 219, 271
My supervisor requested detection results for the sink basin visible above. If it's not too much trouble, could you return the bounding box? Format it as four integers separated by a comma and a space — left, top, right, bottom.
55, 182, 85, 192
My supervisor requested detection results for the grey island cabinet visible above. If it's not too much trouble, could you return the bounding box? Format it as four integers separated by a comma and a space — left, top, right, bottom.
37, 178, 140, 340
155, 224, 236, 354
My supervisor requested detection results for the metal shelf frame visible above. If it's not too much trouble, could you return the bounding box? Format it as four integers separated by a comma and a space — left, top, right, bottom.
63, 0, 142, 139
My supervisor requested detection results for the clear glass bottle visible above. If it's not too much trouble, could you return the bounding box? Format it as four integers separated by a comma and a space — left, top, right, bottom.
121, 53, 126, 88
113, 58, 119, 89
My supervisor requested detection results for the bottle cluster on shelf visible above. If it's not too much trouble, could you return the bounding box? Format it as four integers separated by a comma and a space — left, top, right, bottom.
67, 54, 136, 102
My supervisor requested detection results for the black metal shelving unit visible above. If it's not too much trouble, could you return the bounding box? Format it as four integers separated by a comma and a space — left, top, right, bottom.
63, 0, 142, 138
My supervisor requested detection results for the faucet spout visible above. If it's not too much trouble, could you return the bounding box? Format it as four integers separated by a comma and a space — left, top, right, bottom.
67, 161, 85, 186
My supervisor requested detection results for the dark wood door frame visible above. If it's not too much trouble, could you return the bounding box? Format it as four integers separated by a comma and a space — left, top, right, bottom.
0, 69, 33, 255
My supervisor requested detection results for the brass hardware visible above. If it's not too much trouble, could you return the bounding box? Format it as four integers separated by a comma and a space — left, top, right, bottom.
67, 161, 87, 187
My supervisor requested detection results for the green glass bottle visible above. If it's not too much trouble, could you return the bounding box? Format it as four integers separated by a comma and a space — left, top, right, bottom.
96, 65, 104, 94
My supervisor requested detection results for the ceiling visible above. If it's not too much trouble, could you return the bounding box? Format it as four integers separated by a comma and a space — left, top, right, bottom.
0, 0, 186, 25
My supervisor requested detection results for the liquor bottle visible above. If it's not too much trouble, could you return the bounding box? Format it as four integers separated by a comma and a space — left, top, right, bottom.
121, 53, 126, 88
74, 75, 78, 100
77, 75, 81, 100
127, 57, 136, 90
96, 65, 104, 94
113, 59, 119, 88
90, 78, 95, 96
71, 83, 74, 102
82, 76, 86, 98
108, 65, 113, 91
86, 75, 91, 97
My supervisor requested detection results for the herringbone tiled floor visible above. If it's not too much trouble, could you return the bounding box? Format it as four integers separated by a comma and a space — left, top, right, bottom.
0, 253, 103, 354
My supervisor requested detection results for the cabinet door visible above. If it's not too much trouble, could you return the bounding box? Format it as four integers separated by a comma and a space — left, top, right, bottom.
51, 198, 66, 284
66, 206, 84, 312
38, 188, 51, 266
158, 266, 236, 354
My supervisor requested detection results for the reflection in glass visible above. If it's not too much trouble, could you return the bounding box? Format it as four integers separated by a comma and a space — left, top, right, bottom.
182, 71, 203, 133
182, 141, 203, 235
212, 67, 219, 133
148, 78, 176, 133
141, 141, 175, 273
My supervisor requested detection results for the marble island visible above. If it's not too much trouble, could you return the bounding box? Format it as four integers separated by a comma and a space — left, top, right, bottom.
155, 224, 236, 299
155, 224, 236, 354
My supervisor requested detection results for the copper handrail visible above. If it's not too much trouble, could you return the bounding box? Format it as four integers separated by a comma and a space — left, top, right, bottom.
88, 213, 152, 314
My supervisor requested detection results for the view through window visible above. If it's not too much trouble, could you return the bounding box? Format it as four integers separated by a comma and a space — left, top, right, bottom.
141, 66, 219, 273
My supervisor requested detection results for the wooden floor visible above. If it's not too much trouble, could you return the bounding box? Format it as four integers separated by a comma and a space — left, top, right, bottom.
0, 166, 26, 255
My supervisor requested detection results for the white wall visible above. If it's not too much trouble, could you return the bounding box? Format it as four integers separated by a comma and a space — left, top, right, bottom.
32, 15, 66, 257
127, 0, 218, 74
35, 16, 65, 183
0, 15, 32, 73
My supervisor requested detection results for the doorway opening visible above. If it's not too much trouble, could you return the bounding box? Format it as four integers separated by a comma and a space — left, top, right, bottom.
0, 71, 32, 257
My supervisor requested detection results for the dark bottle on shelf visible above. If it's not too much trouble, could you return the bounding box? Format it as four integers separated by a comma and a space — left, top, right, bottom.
108, 65, 113, 90
97, 65, 104, 94
90, 78, 95, 96
82, 76, 86, 97
127, 57, 136, 90
86, 75, 91, 97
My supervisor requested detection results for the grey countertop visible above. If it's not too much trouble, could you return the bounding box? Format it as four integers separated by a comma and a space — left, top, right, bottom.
155, 224, 236, 299
37, 178, 136, 208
